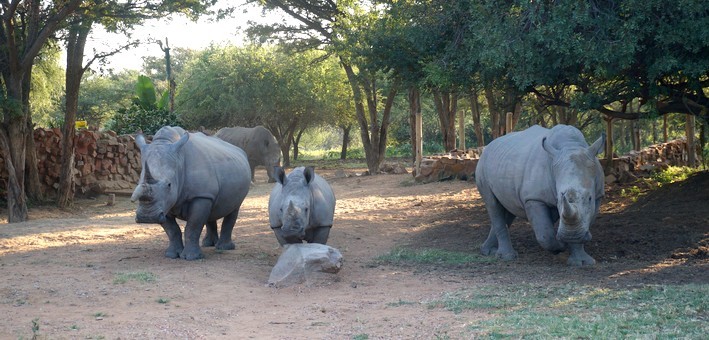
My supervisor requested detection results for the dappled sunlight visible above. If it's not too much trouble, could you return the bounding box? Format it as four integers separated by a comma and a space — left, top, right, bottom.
0, 223, 159, 256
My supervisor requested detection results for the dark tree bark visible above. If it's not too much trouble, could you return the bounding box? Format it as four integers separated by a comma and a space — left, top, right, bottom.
57, 19, 92, 208
408, 87, 421, 162
432, 90, 459, 151
468, 89, 484, 147
340, 125, 351, 160
341, 61, 398, 174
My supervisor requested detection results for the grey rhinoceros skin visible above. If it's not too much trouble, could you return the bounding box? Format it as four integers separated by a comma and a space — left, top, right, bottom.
131, 126, 251, 260
475, 124, 605, 266
214, 126, 282, 183
268, 166, 336, 246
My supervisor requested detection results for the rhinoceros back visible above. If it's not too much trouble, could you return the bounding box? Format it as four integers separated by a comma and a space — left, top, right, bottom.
174, 132, 251, 221
475, 125, 557, 218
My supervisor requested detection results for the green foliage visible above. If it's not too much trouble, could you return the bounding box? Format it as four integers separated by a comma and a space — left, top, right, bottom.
429, 284, 708, 338
113, 271, 157, 284
106, 75, 179, 135
78, 70, 139, 129
652, 166, 701, 186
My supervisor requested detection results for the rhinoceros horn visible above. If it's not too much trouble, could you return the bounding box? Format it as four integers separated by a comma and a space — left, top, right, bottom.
143, 162, 157, 184
561, 194, 579, 224
286, 201, 297, 217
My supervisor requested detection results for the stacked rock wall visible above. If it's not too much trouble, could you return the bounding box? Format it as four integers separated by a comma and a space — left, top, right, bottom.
0, 128, 141, 197
415, 139, 702, 184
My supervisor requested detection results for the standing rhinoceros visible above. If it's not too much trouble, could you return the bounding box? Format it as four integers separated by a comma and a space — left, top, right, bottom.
268, 167, 336, 245
131, 126, 251, 260
475, 124, 605, 266
214, 126, 281, 183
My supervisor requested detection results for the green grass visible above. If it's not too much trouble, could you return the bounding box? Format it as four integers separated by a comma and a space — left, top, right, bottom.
428, 284, 708, 338
113, 271, 157, 284
651, 166, 701, 186
374, 247, 496, 266
352, 334, 369, 340
156, 298, 170, 304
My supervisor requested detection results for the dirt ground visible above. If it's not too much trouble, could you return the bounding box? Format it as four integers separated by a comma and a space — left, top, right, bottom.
0, 167, 707, 339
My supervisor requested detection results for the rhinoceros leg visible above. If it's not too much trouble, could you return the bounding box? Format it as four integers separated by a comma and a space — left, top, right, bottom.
525, 201, 565, 254
161, 216, 184, 259
215, 210, 238, 250
202, 220, 219, 247
566, 243, 596, 266
479, 194, 517, 260
181, 198, 212, 260
306, 226, 331, 244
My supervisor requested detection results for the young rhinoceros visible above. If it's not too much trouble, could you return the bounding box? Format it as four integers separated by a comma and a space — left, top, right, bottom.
131, 126, 251, 260
268, 167, 336, 245
475, 124, 605, 266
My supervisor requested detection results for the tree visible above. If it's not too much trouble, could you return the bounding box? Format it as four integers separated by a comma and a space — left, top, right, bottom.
1, 0, 83, 222
176, 46, 342, 165
56, 1, 217, 208
247, 0, 400, 174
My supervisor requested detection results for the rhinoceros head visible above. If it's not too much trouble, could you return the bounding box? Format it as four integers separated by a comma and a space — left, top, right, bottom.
264, 137, 282, 183
131, 129, 189, 224
543, 132, 605, 244
273, 166, 315, 241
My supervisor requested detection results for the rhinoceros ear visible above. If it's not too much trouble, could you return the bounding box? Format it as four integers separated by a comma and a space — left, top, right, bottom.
274, 166, 286, 185
588, 132, 605, 156
135, 133, 147, 149
542, 137, 559, 157
303, 166, 315, 184
171, 133, 189, 152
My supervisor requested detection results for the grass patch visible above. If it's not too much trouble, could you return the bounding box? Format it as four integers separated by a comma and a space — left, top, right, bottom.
652, 166, 700, 186
386, 299, 418, 307
113, 271, 156, 284
375, 247, 496, 266
156, 298, 170, 304
429, 284, 708, 338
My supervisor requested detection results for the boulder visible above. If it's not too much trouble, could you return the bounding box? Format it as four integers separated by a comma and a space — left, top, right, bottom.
267, 243, 343, 288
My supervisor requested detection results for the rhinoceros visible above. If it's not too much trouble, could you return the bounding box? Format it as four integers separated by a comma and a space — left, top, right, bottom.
268, 166, 336, 245
475, 124, 605, 266
214, 126, 281, 182
131, 126, 251, 260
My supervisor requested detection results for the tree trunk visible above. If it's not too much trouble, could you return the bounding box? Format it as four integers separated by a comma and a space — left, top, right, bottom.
58, 20, 91, 208
468, 89, 484, 147
484, 87, 503, 139
292, 128, 305, 161
341, 61, 398, 174
432, 90, 458, 151
686, 114, 696, 167
458, 110, 465, 150
1, 74, 30, 222
340, 125, 351, 160
604, 115, 614, 173
408, 87, 421, 162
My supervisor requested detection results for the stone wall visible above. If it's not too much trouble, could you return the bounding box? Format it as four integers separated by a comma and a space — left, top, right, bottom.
415, 139, 702, 184
0, 128, 141, 197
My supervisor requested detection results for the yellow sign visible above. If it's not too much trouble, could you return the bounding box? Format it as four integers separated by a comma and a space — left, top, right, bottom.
75, 120, 88, 129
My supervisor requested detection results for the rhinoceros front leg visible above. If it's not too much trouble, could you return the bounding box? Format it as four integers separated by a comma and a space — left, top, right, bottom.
202, 220, 219, 247
306, 226, 331, 244
181, 198, 212, 260
566, 242, 596, 266
525, 201, 565, 254
161, 216, 184, 259
215, 210, 238, 251
479, 194, 517, 260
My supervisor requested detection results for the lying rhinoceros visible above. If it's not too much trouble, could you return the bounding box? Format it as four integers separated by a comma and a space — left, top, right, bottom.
268, 166, 336, 245
475, 124, 605, 266
131, 126, 251, 260
214, 126, 281, 183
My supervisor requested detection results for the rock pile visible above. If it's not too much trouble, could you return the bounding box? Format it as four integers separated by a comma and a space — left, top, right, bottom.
414, 148, 483, 183
23, 128, 140, 196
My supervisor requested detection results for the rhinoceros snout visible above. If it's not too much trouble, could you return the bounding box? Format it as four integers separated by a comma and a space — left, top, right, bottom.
135, 212, 166, 224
